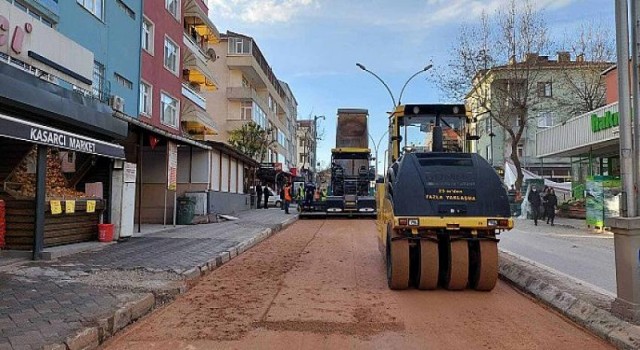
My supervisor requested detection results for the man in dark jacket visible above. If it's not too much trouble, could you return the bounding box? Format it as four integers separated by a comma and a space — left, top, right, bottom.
256, 183, 263, 209
528, 185, 542, 226
545, 188, 558, 226
263, 183, 270, 209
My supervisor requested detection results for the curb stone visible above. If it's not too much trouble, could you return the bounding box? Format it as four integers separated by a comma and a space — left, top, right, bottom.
499, 250, 640, 350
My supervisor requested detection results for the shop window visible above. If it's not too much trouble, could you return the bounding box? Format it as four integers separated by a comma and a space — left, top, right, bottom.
77, 0, 103, 20
139, 82, 152, 116
164, 36, 179, 75
142, 17, 154, 54
161, 92, 179, 128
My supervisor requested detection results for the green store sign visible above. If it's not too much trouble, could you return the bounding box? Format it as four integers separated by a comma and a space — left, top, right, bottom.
591, 111, 619, 133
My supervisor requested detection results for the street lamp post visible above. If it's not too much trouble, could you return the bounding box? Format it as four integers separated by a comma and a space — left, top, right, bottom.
356, 63, 433, 166
369, 130, 388, 177
312, 115, 325, 183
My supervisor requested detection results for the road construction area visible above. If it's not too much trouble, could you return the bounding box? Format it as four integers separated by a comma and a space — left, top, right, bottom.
103, 220, 612, 350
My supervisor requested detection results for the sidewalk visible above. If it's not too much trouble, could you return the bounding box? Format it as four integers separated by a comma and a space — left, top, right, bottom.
0, 209, 297, 350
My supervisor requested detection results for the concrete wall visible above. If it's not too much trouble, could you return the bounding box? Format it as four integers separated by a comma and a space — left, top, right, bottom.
208, 191, 250, 215
57, 0, 142, 117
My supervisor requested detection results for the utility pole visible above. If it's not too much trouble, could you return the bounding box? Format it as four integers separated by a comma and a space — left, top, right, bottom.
312, 115, 325, 183
608, 0, 640, 323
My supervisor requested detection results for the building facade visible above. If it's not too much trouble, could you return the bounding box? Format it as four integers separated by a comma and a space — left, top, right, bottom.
0, 0, 129, 255
296, 119, 316, 181
466, 53, 610, 182
57, 0, 143, 118
205, 31, 298, 171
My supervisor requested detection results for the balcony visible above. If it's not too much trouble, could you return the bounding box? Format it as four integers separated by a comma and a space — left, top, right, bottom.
183, 0, 220, 43
226, 87, 270, 115
182, 83, 206, 110
183, 34, 218, 90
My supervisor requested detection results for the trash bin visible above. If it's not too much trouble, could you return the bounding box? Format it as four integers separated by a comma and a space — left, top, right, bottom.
98, 224, 114, 242
177, 197, 196, 225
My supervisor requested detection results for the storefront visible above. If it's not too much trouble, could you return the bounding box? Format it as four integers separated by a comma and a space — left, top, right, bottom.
0, 5, 132, 257
0, 62, 128, 257
536, 102, 621, 227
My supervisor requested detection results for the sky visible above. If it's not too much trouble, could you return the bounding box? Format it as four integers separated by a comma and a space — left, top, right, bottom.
206, 0, 615, 172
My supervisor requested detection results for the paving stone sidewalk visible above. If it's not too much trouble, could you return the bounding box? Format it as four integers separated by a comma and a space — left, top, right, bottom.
0, 209, 297, 350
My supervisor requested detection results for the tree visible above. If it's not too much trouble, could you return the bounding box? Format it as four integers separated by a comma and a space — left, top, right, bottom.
228, 122, 275, 162
437, 0, 550, 190
554, 23, 615, 117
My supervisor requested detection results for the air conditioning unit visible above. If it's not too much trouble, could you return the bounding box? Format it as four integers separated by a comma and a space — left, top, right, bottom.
109, 95, 125, 112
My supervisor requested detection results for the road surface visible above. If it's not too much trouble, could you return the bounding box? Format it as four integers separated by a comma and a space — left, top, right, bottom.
104, 219, 612, 350
500, 219, 616, 294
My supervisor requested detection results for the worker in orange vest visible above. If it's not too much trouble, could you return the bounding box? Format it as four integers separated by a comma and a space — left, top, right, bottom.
283, 181, 292, 214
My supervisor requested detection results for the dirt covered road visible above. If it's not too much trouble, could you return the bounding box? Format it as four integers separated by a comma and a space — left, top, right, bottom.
103, 219, 612, 350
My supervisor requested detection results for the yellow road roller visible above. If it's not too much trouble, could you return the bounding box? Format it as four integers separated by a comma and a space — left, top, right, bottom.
377, 104, 513, 291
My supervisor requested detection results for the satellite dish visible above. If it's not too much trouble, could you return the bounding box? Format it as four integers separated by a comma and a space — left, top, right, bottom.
206, 48, 218, 62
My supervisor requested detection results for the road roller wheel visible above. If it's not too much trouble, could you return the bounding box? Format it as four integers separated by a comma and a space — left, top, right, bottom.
417, 240, 439, 290
445, 239, 469, 290
471, 240, 499, 291
387, 237, 410, 290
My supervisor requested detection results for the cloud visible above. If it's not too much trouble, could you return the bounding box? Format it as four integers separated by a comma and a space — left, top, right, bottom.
208, 0, 317, 24
423, 0, 576, 26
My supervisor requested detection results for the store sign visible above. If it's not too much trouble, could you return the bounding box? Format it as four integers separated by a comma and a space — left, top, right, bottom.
591, 111, 619, 133
0, 15, 32, 55
167, 141, 177, 191
0, 113, 125, 159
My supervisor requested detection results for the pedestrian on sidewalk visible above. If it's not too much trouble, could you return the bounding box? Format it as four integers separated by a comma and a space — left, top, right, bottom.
256, 183, 263, 209
545, 188, 558, 226
541, 187, 550, 221
279, 185, 285, 210
283, 181, 292, 214
528, 185, 542, 226
263, 182, 270, 209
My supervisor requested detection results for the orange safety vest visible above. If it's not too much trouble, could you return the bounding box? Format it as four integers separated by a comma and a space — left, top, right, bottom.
284, 186, 292, 201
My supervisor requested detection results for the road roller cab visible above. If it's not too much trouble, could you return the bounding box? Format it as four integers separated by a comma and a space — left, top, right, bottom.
377, 104, 513, 291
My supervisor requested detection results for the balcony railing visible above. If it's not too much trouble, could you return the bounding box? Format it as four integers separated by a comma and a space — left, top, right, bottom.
183, 33, 209, 62
182, 83, 207, 109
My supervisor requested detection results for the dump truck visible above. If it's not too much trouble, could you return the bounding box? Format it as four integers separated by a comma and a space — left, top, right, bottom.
377, 104, 513, 291
299, 109, 376, 218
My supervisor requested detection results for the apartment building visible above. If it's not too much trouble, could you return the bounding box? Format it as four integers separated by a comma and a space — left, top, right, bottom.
205, 31, 298, 172
296, 119, 316, 181
466, 52, 611, 182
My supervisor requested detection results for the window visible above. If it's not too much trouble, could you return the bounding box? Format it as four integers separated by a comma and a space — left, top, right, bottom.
165, 0, 179, 19
77, 0, 103, 20
241, 101, 252, 120
538, 112, 555, 128
92, 61, 106, 102
139, 82, 151, 116
252, 103, 267, 129
228, 37, 252, 54
163, 37, 179, 75
142, 17, 154, 54
268, 95, 276, 113
161, 93, 179, 127
114, 73, 133, 89
537, 82, 552, 97
299, 138, 306, 148
517, 144, 524, 158
117, 0, 135, 19
277, 129, 286, 147
486, 145, 492, 162
484, 118, 491, 133
300, 153, 307, 164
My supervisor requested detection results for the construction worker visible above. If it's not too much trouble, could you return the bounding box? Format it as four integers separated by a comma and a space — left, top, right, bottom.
283, 181, 292, 214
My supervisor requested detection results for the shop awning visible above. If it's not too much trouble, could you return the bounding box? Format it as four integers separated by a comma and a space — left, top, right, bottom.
181, 101, 218, 139
113, 111, 211, 150
0, 113, 125, 159
183, 51, 218, 90
183, 0, 221, 42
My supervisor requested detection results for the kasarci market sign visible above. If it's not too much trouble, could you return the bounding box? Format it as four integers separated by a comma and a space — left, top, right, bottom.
591, 111, 619, 133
